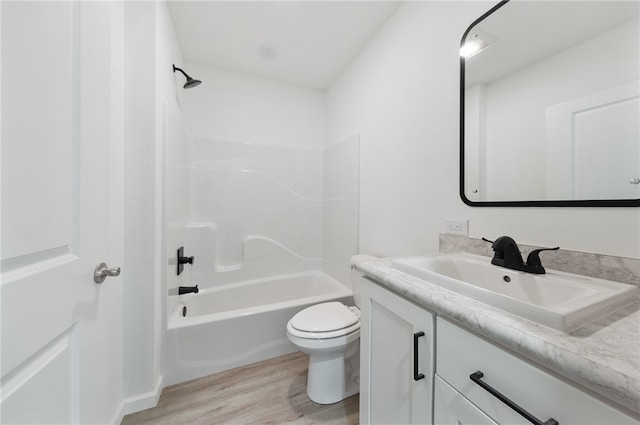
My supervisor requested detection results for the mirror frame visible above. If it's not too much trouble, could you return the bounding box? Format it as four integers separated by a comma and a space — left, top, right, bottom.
459, 0, 640, 207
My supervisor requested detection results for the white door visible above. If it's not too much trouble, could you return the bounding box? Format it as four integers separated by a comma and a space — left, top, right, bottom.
573, 91, 639, 199
545, 81, 640, 200
1, 2, 124, 423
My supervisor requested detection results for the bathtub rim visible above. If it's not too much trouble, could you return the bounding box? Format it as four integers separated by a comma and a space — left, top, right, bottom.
167, 270, 353, 330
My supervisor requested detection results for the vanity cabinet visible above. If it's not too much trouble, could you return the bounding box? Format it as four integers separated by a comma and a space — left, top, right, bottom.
359, 277, 435, 425
360, 275, 638, 425
436, 317, 637, 425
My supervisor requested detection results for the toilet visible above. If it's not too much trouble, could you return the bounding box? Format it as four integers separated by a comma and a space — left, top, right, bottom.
287, 300, 361, 404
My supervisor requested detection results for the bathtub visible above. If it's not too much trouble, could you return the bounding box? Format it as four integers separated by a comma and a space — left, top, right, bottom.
164, 271, 353, 385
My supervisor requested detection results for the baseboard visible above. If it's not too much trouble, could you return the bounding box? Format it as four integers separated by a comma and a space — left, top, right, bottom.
120, 374, 164, 418
111, 403, 125, 425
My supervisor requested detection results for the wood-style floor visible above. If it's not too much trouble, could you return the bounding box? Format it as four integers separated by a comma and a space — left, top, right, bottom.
121, 352, 359, 425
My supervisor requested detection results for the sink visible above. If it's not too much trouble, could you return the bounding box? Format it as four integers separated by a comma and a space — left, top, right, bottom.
391, 253, 639, 331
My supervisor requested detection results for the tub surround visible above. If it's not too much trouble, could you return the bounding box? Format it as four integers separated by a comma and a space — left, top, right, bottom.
440, 234, 640, 287
351, 254, 640, 416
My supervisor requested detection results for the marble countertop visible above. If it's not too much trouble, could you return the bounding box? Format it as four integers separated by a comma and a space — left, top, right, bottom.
352, 254, 640, 416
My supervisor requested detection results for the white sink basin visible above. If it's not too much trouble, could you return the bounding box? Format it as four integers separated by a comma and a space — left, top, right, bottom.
391, 253, 639, 331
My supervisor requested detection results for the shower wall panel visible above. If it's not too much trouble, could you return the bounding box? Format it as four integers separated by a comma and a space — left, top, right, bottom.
166, 63, 358, 291
181, 137, 325, 287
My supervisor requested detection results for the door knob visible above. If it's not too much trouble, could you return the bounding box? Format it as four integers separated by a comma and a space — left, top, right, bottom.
630, 178, 640, 185
94, 262, 121, 283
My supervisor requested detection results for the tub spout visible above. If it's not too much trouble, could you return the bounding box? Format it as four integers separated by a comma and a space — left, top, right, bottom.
179, 285, 199, 295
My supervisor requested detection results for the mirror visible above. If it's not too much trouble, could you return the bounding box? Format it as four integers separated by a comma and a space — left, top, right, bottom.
460, 0, 640, 207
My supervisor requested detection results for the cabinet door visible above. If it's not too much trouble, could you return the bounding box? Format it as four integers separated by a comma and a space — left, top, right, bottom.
360, 277, 434, 425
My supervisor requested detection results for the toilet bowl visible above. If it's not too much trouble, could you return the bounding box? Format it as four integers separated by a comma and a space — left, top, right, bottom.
286, 301, 360, 404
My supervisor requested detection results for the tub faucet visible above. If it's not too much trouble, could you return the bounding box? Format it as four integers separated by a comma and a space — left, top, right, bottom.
483, 236, 559, 274
179, 285, 199, 295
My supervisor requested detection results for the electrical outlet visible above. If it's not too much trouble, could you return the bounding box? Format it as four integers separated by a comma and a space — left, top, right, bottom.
444, 219, 468, 236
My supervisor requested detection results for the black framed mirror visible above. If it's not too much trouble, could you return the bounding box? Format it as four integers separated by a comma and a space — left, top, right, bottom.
460, 0, 640, 207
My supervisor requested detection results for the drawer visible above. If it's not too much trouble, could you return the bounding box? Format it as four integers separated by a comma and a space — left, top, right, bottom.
434, 375, 497, 425
436, 317, 636, 425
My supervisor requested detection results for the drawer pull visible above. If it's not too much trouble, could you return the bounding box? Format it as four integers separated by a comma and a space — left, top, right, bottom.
470, 371, 558, 425
413, 331, 425, 381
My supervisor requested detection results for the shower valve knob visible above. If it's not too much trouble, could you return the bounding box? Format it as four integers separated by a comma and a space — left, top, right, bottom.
176, 247, 194, 276
178, 256, 194, 265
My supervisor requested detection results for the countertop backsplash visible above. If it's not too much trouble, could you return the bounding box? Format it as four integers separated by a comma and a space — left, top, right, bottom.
439, 234, 640, 287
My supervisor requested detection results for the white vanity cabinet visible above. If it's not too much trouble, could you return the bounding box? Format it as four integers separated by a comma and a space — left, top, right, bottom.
359, 277, 435, 425
360, 275, 639, 425
436, 317, 637, 425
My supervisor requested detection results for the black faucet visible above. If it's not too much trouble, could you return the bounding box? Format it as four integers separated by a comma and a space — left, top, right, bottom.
178, 285, 199, 295
483, 236, 559, 274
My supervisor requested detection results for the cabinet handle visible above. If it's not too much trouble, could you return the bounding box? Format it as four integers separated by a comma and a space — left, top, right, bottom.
413, 331, 425, 381
470, 371, 558, 425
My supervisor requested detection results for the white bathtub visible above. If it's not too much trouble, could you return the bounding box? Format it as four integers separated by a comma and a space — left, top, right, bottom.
164, 271, 353, 385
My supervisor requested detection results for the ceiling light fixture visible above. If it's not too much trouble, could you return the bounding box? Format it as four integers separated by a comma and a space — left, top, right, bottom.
460, 30, 495, 59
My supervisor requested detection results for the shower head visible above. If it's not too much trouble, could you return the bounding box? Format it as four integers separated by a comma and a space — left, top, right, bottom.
183, 78, 202, 89
173, 64, 202, 89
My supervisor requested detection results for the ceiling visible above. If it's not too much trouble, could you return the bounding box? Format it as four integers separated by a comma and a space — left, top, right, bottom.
167, 1, 402, 90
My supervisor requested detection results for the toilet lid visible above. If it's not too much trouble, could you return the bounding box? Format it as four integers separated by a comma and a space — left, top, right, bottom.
290, 302, 359, 333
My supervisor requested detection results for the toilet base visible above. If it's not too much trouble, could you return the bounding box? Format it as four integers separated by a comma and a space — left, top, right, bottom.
306, 339, 360, 404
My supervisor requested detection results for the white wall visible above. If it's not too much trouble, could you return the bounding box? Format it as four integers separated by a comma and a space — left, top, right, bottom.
182, 64, 325, 148
122, 0, 193, 414
122, 0, 175, 413
326, 1, 640, 259
323, 134, 360, 284
123, 0, 156, 406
